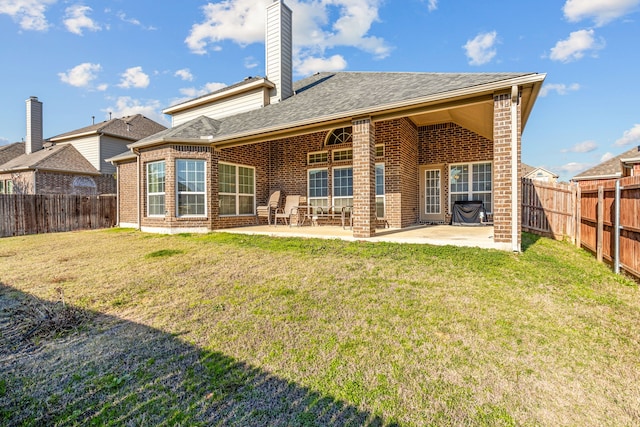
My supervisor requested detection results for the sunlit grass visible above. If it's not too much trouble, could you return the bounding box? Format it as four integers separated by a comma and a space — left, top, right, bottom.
0, 229, 638, 426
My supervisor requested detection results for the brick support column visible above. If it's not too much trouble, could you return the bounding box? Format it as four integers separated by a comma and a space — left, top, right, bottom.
352, 117, 376, 238
493, 88, 522, 251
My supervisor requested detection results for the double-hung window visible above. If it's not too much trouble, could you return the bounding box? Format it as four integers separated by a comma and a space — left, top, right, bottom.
308, 168, 328, 209
332, 167, 353, 209
176, 159, 206, 216
146, 161, 165, 216
449, 162, 492, 213
219, 162, 255, 216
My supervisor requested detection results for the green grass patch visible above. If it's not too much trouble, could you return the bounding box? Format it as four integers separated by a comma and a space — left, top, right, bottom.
0, 230, 638, 426
144, 249, 185, 259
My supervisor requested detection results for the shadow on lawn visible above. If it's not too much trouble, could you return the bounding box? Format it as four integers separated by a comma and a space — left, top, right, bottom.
521, 232, 543, 252
0, 284, 392, 426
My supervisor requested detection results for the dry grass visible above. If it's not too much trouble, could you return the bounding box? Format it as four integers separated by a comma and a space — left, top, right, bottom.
0, 229, 639, 426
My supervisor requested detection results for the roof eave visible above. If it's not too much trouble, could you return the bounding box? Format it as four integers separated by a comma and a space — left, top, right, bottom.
49, 130, 99, 142
128, 136, 213, 151
572, 172, 622, 181
163, 78, 275, 115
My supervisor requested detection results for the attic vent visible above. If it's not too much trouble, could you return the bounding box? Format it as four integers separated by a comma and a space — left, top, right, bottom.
325, 127, 353, 146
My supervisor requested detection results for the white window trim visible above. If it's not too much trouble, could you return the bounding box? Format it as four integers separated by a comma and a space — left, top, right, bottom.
376, 163, 385, 217
219, 162, 256, 217
448, 161, 493, 213
307, 151, 329, 165
375, 144, 385, 158
146, 161, 165, 217
332, 148, 353, 162
176, 159, 207, 218
424, 168, 441, 215
332, 165, 353, 207
307, 167, 329, 208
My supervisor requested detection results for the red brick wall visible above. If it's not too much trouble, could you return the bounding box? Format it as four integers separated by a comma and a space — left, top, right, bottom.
380, 118, 418, 227
37, 172, 115, 195
352, 118, 376, 237
417, 122, 494, 222
0, 171, 114, 195
492, 91, 521, 249
117, 159, 138, 225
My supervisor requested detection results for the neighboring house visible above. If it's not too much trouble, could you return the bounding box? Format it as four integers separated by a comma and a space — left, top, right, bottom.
0, 142, 24, 193
572, 145, 640, 187
0, 96, 166, 195
522, 163, 559, 182
109, 0, 545, 252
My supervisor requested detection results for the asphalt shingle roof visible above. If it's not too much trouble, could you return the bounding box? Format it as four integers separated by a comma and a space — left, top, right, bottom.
573, 145, 640, 179
0, 142, 25, 167
134, 71, 538, 147
50, 114, 166, 142
0, 144, 99, 174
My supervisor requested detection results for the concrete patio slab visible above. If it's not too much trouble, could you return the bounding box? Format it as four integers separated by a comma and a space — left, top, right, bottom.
214, 224, 505, 250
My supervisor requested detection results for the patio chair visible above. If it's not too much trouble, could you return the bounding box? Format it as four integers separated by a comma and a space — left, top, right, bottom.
274, 195, 301, 226
256, 190, 281, 225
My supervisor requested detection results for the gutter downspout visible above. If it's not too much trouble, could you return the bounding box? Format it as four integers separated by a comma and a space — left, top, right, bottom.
511, 85, 519, 252
135, 149, 141, 231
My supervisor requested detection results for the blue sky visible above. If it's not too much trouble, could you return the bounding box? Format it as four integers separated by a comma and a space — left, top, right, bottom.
1, 0, 639, 182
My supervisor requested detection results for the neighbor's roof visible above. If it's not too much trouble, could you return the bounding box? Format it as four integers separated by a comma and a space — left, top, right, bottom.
0, 142, 25, 167
521, 163, 558, 179
130, 71, 545, 150
573, 145, 640, 180
49, 114, 167, 142
0, 144, 99, 175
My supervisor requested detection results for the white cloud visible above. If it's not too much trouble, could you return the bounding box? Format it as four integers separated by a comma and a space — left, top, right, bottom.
549, 29, 604, 62
103, 97, 168, 125
600, 152, 615, 162
427, 0, 438, 12
244, 56, 259, 69
0, 137, 10, 145
63, 5, 101, 35
614, 124, 640, 146
563, 0, 640, 26
558, 162, 592, 174
0, 0, 56, 31
539, 82, 580, 97
118, 66, 150, 89
116, 11, 156, 30
463, 31, 498, 65
174, 68, 194, 81
58, 62, 102, 88
185, 0, 391, 73
295, 54, 348, 75
561, 140, 598, 153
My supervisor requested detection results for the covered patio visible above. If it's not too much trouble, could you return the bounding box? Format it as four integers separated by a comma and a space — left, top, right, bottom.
214, 224, 500, 250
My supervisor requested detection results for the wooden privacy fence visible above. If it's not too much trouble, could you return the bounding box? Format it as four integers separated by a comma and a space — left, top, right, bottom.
522, 179, 578, 242
0, 194, 116, 237
579, 175, 640, 280
522, 176, 640, 280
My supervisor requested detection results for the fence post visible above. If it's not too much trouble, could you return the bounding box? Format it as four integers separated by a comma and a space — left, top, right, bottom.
575, 185, 581, 248
614, 180, 621, 274
597, 186, 604, 263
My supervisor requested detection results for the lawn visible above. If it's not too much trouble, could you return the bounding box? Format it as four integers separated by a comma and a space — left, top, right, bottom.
1, 229, 638, 426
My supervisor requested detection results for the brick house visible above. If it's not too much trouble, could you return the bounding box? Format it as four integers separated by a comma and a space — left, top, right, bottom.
109, 0, 545, 251
572, 145, 640, 188
0, 96, 166, 195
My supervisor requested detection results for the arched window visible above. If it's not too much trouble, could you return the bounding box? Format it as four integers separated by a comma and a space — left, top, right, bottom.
325, 127, 352, 146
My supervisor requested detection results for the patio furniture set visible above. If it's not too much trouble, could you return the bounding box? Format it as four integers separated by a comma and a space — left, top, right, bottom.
257, 191, 353, 229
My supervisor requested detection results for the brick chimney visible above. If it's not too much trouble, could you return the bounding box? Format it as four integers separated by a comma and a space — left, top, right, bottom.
266, 0, 293, 104
25, 96, 43, 154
